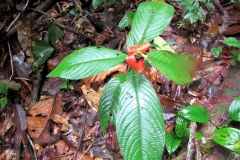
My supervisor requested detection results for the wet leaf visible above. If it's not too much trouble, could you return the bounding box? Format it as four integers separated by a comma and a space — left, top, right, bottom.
118, 11, 135, 29
177, 105, 209, 123
99, 74, 127, 134
47, 47, 126, 80
175, 117, 189, 137
147, 50, 193, 85
116, 70, 165, 159
229, 96, 240, 122
212, 128, 240, 153
166, 131, 182, 155
126, 1, 174, 48
32, 39, 54, 71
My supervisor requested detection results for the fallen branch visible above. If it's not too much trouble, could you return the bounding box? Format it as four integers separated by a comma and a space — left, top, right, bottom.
186, 122, 197, 160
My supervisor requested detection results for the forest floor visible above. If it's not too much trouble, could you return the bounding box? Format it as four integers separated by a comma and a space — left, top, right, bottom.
0, 0, 240, 159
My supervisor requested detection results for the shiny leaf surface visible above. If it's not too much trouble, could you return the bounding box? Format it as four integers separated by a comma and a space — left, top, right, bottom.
126, 1, 174, 48
47, 47, 126, 80
116, 70, 165, 159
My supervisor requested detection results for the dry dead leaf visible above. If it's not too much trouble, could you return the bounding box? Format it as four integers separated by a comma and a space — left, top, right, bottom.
52, 114, 69, 132
207, 23, 219, 34
50, 140, 93, 160
82, 63, 127, 91
17, 15, 39, 55
81, 85, 103, 110
26, 94, 66, 146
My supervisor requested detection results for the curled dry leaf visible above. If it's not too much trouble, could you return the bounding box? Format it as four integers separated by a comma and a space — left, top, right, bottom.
26, 94, 68, 146
81, 84, 103, 108
52, 114, 69, 132
82, 63, 127, 91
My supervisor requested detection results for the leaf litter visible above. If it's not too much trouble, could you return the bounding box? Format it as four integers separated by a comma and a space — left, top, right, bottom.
0, 0, 240, 159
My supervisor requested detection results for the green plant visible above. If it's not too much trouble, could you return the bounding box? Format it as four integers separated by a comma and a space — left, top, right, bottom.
166, 97, 240, 156
92, 0, 116, 9
59, 79, 74, 90
69, 9, 83, 18
176, 0, 214, 24
0, 83, 8, 108
220, 37, 240, 66
47, 1, 196, 159
212, 37, 240, 66
166, 105, 209, 155
31, 23, 63, 71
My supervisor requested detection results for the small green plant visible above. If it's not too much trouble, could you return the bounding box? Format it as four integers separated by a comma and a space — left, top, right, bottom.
92, 0, 116, 9
176, 0, 214, 24
212, 37, 240, 66
220, 37, 240, 66
69, 9, 83, 18
0, 83, 8, 108
32, 23, 63, 71
47, 1, 195, 159
166, 97, 240, 156
59, 79, 74, 90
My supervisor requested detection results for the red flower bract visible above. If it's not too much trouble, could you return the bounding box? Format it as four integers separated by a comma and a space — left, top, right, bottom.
128, 41, 151, 55
126, 55, 144, 73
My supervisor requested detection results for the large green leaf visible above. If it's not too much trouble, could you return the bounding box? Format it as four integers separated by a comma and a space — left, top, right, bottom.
220, 37, 240, 48
116, 70, 165, 159
229, 96, 240, 122
47, 47, 126, 80
212, 128, 240, 153
126, 1, 174, 48
99, 74, 127, 134
147, 50, 193, 85
177, 105, 209, 123
32, 39, 54, 71
166, 131, 182, 155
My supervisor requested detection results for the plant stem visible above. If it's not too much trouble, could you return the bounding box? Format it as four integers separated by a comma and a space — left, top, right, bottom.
219, 118, 233, 128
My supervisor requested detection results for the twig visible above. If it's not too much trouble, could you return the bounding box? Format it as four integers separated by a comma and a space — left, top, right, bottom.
186, 122, 197, 160
195, 139, 202, 160
211, 0, 230, 18
7, 41, 14, 82
73, 0, 83, 12
6, 0, 30, 31
73, 101, 90, 160
1, 0, 56, 43
30, 67, 42, 107
27, 8, 95, 44
79, 138, 102, 160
